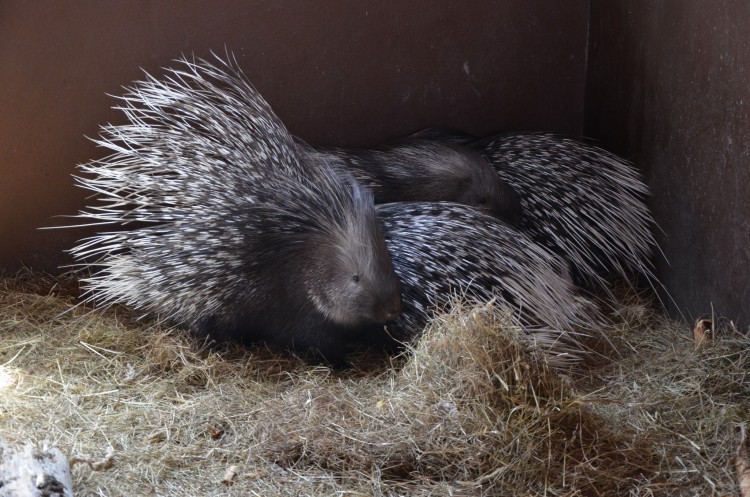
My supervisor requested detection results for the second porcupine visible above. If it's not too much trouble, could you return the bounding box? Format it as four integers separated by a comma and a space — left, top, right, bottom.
67, 54, 402, 367
409, 128, 659, 289
473, 132, 658, 289
303, 139, 523, 226
374, 202, 599, 367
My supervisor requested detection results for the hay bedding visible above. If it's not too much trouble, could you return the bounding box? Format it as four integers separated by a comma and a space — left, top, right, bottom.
0, 271, 748, 496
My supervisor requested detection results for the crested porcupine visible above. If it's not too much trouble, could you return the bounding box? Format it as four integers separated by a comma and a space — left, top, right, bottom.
472, 132, 658, 289
374, 202, 599, 366
408, 128, 658, 289
302, 140, 522, 225
68, 54, 402, 366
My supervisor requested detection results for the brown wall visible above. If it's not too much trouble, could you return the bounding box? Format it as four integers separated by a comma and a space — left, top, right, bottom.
0, 1, 589, 272
585, 1, 750, 325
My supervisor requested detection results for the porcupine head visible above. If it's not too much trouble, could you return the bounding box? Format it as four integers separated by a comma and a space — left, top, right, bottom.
440, 144, 523, 225
240, 172, 402, 366
301, 180, 402, 329
389, 141, 523, 225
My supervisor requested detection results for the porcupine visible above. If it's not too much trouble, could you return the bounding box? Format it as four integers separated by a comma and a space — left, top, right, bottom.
374, 202, 598, 366
474, 132, 658, 289
409, 128, 659, 290
67, 54, 402, 367
301, 140, 523, 225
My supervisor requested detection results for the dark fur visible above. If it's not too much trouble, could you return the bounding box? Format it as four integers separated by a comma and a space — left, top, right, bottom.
311, 140, 523, 226
196, 179, 401, 366
195, 173, 402, 367
406, 127, 476, 144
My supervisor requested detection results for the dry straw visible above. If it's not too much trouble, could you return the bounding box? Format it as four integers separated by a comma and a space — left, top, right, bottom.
1, 270, 747, 496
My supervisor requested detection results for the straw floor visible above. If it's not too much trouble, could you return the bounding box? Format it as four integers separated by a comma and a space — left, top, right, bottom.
1, 270, 747, 496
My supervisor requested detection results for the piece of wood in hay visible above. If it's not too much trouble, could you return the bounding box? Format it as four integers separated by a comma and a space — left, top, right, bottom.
0, 438, 74, 497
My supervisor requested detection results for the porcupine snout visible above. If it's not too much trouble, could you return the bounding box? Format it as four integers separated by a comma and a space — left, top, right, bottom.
372, 279, 403, 322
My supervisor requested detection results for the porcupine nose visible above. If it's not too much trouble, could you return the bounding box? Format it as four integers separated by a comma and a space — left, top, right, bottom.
378, 293, 403, 322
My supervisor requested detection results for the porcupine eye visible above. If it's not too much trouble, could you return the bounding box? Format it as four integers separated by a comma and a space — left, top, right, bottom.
352, 275, 360, 283
478, 197, 487, 204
